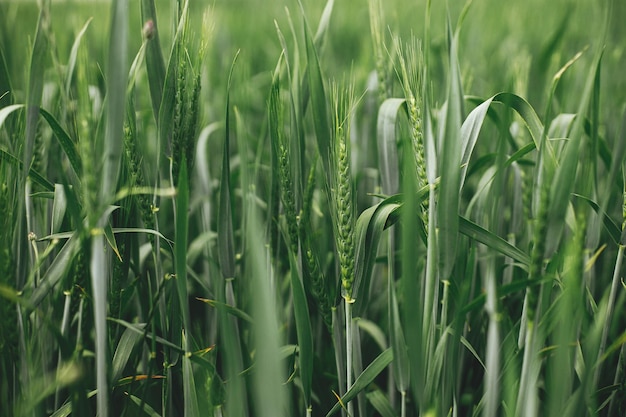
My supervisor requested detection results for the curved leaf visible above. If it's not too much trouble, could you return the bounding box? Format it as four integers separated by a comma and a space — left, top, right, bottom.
0, 103, 23, 129
366, 389, 397, 417
65, 18, 92, 97
352, 196, 403, 317
377, 98, 406, 194
29, 234, 80, 308
196, 298, 253, 323
326, 348, 393, 417
111, 324, 146, 383
0, 148, 54, 191
459, 216, 530, 266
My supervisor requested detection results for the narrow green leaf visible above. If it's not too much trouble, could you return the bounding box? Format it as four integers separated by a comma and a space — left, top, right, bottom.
460, 95, 495, 189
304, 17, 331, 187
65, 18, 92, 97
377, 98, 406, 194
326, 348, 394, 417
196, 298, 253, 323
217, 52, 239, 279
40, 109, 82, 177
313, 0, 335, 46
110, 318, 185, 353
183, 332, 200, 417
140, 0, 167, 120
437, 27, 463, 280
546, 48, 605, 255
572, 193, 621, 245
103, 220, 122, 262
127, 393, 161, 417
288, 252, 314, 409
101, 0, 128, 202
52, 184, 67, 234
589, 110, 626, 247
352, 197, 403, 317
389, 275, 409, 393
24, 0, 49, 179
215, 51, 248, 417
366, 389, 398, 417
90, 233, 110, 417
29, 234, 80, 308
0, 149, 54, 191
492, 92, 552, 163
0, 103, 23, 129
49, 390, 98, 417
111, 324, 146, 383
459, 216, 530, 266
357, 319, 388, 351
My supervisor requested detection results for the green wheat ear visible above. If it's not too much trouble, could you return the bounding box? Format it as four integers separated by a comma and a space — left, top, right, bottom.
395, 35, 427, 213
170, 12, 205, 187
369, 0, 392, 103
300, 160, 333, 331
269, 74, 299, 255
330, 81, 356, 303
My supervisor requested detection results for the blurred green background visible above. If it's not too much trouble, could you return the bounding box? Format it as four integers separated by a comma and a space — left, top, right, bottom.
1, 0, 624, 126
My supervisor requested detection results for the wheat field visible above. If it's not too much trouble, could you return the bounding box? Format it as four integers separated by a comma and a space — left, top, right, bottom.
1, 0, 625, 416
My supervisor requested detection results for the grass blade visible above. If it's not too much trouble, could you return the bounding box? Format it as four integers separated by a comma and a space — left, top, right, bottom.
111, 324, 146, 383
64, 18, 92, 97
140, 0, 167, 120
459, 216, 530, 266
40, 108, 82, 178
0, 103, 23, 129
23, 0, 48, 182
546, 51, 606, 256
289, 251, 314, 411
196, 298, 253, 324
437, 24, 463, 281
326, 348, 393, 417
304, 16, 331, 187
377, 98, 406, 194
90, 233, 110, 417
216, 52, 248, 417
1, 150, 54, 192
29, 234, 80, 308
217, 52, 238, 280
366, 389, 398, 417
51, 184, 67, 235
182, 332, 200, 417
101, 0, 128, 202
352, 197, 403, 317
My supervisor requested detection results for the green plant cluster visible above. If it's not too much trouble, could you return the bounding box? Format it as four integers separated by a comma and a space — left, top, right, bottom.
0, 0, 625, 416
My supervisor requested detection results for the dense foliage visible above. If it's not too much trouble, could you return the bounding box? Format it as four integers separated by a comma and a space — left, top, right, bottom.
1, 0, 625, 416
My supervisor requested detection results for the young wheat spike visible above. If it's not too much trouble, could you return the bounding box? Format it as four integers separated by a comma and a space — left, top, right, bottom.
330, 81, 356, 303
395, 35, 428, 207
369, 0, 392, 104
300, 161, 333, 331
279, 141, 299, 254
269, 77, 299, 254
